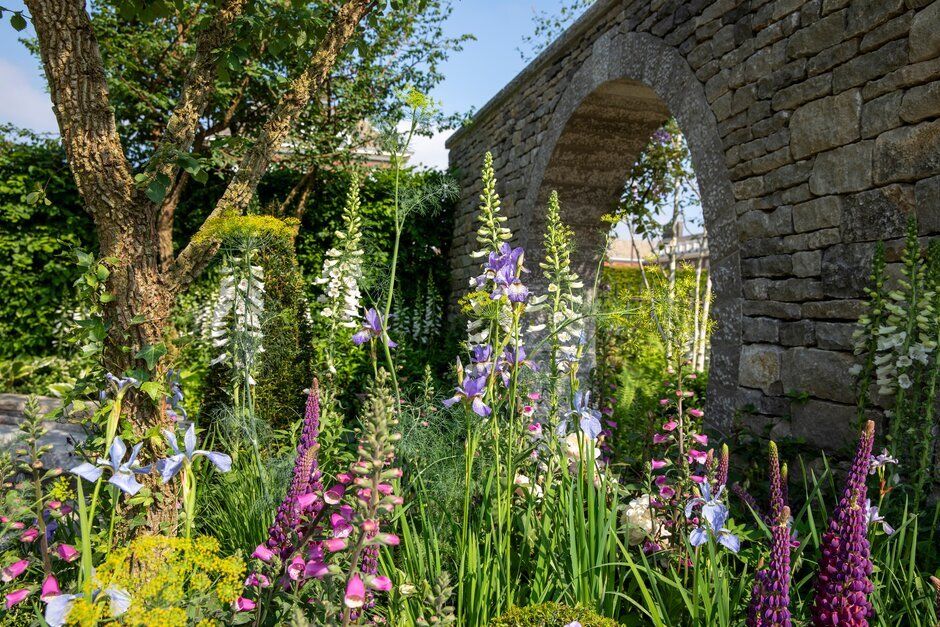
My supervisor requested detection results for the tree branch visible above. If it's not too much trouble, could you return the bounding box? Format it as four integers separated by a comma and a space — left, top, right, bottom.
148, 0, 247, 182
170, 0, 377, 289
24, 0, 136, 224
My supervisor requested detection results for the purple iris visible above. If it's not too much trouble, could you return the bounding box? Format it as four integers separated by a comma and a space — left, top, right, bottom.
70, 438, 152, 496
472, 243, 529, 303
443, 375, 491, 417
685, 482, 740, 552
469, 344, 494, 376
497, 346, 535, 386
352, 308, 397, 348
156, 424, 232, 483
568, 390, 602, 440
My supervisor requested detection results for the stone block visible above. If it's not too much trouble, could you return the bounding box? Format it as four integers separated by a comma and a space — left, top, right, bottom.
738, 207, 793, 239
900, 80, 940, 123
822, 243, 879, 297
816, 321, 857, 350
789, 90, 861, 159
793, 250, 823, 276
783, 227, 842, 251
743, 316, 780, 342
809, 141, 874, 194
744, 277, 825, 301
781, 347, 857, 403
846, 0, 906, 39
742, 254, 793, 277
861, 91, 902, 138
780, 319, 816, 345
790, 398, 861, 449
860, 12, 912, 52
792, 196, 842, 232
833, 40, 909, 93
743, 300, 803, 319
802, 299, 867, 319
742, 235, 787, 258
740, 344, 784, 394
841, 185, 915, 242
787, 9, 847, 58
873, 119, 940, 184
808, 39, 859, 76
910, 1, 940, 62
772, 73, 832, 112
914, 175, 940, 233
765, 159, 813, 191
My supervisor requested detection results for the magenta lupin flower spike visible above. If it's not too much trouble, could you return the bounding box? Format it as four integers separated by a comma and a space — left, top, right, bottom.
267, 379, 325, 557
811, 420, 876, 626
715, 443, 729, 489
747, 506, 793, 627
768, 441, 784, 522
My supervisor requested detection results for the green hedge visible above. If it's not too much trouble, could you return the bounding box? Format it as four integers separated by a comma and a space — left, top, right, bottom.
490, 602, 620, 626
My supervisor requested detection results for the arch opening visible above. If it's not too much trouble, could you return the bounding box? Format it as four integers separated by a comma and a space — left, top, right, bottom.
518, 34, 741, 428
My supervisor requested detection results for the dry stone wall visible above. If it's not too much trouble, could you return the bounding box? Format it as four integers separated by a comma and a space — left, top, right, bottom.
446, 0, 940, 446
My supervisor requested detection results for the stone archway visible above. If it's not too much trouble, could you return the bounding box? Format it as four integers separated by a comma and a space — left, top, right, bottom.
447, 0, 940, 443
516, 32, 742, 427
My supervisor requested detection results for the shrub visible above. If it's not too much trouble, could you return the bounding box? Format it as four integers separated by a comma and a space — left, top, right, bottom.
490, 602, 620, 627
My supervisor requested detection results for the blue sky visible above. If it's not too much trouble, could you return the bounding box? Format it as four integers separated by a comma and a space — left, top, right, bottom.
0, 0, 572, 166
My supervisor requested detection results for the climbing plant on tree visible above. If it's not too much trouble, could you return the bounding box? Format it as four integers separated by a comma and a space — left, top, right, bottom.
15, 0, 408, 530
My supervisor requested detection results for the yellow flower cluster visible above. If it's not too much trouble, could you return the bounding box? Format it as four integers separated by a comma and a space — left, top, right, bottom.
86, 535, 244, 627
47, 476, 76, 503
192, 214, 299, 245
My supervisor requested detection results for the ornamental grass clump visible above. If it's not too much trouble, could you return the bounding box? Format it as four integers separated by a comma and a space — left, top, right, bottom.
811, 420, 876, 626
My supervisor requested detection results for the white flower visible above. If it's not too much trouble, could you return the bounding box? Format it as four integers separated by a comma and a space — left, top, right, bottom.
897, 374, 912, 389
564, 432, 600, 462
621, 495, 670, 546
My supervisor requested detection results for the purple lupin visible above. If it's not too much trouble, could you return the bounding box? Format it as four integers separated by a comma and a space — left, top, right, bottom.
715, 443, 729, 489
811, 420, 875, 626
267, 379, 325, 557
747, 441, 792, 627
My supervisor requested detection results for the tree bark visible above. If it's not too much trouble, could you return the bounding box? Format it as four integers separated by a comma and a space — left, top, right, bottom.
26, 0, 376, 533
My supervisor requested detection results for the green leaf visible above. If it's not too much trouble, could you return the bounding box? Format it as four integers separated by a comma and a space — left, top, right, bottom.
10, 13, 27, 31
134, 343, 167, 370
99, 292, 115, 303
130, 314, 147, 325
140, 381, 162, 401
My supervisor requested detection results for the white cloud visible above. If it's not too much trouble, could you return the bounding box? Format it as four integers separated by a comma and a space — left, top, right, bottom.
408, 128, 451, 171
0, 58, 57, 133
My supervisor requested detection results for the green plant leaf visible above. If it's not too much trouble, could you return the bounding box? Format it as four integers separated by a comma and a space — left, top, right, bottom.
134, 343, 167, 370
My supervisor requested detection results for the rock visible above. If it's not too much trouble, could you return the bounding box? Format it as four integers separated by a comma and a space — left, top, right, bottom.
790, 399, 861, 449
743, 300, 803, 319
743, 316, 780, 342
909, 1, 940, 63
783, 227, 841, 251
809, 141, 874, 195
744, 278, 824, 301
816, 321, 857, 349
846, 0, 906, 39
914, 175, 940, 234
802, 299, 867, 319
781, 347, 857, 403
793, 250, 823, 276
787, 9, 847, 58
832, 39, 908, 92
861, 91, 902, 138
840, 185, 915, 242
780, 320, 816, 345
900, 80, 940, 123
790, 90, 862, 159
742, 254, 793, 277
740, 344, 784, 394
822, 243, 879, 298
873, 119, 940, 184
738, 207, 793, 239
792, 196, 842, 232
772, 73, 832, 111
